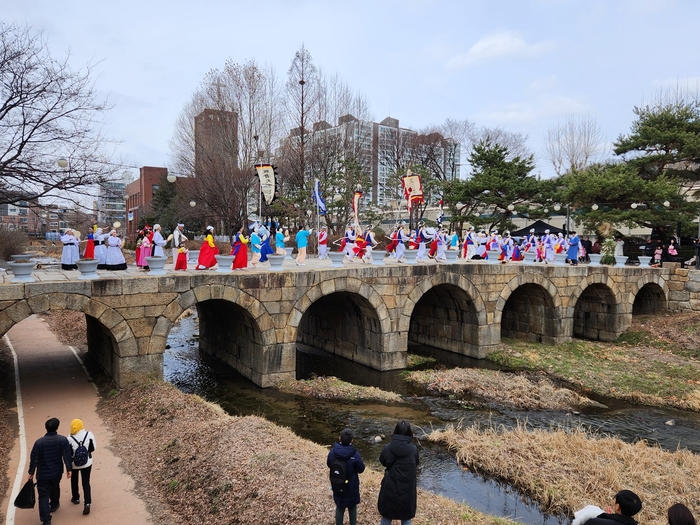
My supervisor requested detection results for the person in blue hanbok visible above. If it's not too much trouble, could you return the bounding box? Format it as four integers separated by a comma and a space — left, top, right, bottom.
567, 231, 580, 266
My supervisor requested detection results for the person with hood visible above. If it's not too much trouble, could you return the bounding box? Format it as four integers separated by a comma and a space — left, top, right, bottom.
327, 428, 365, 525
68, 418, 96, 515
377, 420, 420, 525
572, 490, 642, 525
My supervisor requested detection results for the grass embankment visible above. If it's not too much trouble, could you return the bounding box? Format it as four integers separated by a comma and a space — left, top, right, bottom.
488, 312, 700, 411
405, 368, 605, 410
430, 423, 700, 525
98, 380, 516, 525
278, 376, 403, 403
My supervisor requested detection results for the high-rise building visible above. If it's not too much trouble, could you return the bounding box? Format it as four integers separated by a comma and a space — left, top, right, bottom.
194, 108, 238, 178
282, 115, 460, 206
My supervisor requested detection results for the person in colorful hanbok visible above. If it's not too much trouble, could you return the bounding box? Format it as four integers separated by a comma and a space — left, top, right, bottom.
395, 226, 409, 262
543, 229, 556, 263
104, 230, 127, 271
196, 226, 219, 269
343, 224, 357, 260
231, 225, 249, 270
174, 243, 189, 270
250, 229, 262, 268
435, 229, 448, 262
83, 230, 95, 259
415, 223, 429, 262
317, 226, 329, 259
567, 231, 580, 265
295, 226, 312, 266
137, 232, 151, 269
386, 225, 399, 258
258, 223, 273, 263
60, 230, 80, 270
361, 225, 377, 263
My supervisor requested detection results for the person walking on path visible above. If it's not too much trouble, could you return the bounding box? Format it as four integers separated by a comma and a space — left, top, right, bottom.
327, 428, 365, 525
28, 417, 73, 525
377, 420, 420, 525
68, 418, 96, 515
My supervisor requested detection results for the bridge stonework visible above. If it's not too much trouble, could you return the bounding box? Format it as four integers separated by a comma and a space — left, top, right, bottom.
0, 264, 695, 388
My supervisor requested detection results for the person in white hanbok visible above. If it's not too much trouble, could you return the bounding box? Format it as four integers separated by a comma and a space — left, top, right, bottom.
93, 228, 108, 268
152, 224, 167, 258
104, 230, 127, 271
60, 230, 80, 270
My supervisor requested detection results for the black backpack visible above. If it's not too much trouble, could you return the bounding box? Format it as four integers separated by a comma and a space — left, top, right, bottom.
72, 434, 89, 467
329, 457, 348, 493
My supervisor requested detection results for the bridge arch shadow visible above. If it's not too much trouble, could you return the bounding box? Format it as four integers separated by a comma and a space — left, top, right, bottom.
567, 275, 623, 342
401, 272, 486, 357
631, 274, 668, 315
496, 274, 562, 345
159, 284, 279, 386
290, 278, 396, 371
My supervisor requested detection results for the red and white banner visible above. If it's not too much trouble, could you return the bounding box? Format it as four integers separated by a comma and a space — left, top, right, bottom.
401, 171, 424, 210
352, 188, 363, 225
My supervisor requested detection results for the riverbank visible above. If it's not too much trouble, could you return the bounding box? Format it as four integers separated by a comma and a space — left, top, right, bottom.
0, 337, 18, 524
96, 379, 509, 525
488, 312, 700, 411
405, 368, 605, 410
429, 423, 700, 525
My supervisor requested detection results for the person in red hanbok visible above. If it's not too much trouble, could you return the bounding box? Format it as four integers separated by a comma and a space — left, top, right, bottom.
174, 243, 189, 270
196, 226, 219, 269
230, 225, 249, 270
352, 232, 368, 260
83, 231, 95, 259
134, 230, 143, 267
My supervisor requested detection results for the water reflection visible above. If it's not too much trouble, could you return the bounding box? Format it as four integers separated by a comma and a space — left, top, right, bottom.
164, 312, 700, 525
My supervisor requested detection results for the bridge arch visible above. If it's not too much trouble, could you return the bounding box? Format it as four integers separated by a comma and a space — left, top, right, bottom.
630, 274, 669, 316
288, 277, 398, 370
0, 293, 137, 385
495, 272, 564, 345
400, 272, 488, 357
568, 275, 623, 341
160, 284, 279, 386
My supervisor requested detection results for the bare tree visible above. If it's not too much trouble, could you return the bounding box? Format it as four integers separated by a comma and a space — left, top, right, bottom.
168, 59, 283, 234
544, 114, 606, 176
0, 22, 118, 207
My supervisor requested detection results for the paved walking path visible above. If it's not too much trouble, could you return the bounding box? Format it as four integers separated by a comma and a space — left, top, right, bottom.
2, 315, 151, 525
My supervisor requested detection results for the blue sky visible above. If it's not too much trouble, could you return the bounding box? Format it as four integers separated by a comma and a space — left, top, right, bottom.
6, 0, 700, 179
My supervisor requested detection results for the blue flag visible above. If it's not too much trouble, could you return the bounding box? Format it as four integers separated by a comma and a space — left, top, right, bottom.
313, 179, 327, 216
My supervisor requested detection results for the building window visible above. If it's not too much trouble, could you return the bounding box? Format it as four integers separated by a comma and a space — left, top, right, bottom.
49, 221, 58, 227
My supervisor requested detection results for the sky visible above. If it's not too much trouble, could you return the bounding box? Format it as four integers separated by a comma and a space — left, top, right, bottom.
6, 0, 700, 181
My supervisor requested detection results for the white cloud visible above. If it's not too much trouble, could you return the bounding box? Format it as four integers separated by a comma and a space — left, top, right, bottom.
475, 95, 589, 126
446, 31, 556, 69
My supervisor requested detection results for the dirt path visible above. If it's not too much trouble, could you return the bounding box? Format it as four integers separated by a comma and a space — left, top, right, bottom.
1, 315, 151, 525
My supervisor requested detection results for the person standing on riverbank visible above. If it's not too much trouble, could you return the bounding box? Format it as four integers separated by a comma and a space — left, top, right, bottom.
68, 418, 96, 515
377, 420, 419, 525
28, 417, 73, 525
327, 428, 365, 525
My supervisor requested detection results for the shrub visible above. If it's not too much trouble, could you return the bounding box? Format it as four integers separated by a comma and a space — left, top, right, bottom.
600, 254, 616, 266
0, 228, 29, 261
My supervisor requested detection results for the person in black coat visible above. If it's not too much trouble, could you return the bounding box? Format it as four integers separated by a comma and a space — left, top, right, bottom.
327, 428, 365, 525
377, 420, 420, 525
585, 490, 643, 525
28, 418, 73, 525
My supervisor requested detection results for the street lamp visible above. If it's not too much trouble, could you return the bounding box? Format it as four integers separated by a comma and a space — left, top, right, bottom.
189, 201, 196, 207
591, 204, 599, 211
554, 204, 561, 211
663, 200, 670, 207
166, 174, 177, 183
57, 158, 68, 169
507, 204, 515, 211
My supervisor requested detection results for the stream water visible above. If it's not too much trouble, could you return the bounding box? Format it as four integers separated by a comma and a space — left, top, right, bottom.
163, 313, 700, 525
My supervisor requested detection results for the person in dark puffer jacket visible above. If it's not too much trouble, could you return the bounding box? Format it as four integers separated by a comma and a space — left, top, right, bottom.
377, 420, 420, 525
28, 418, 73, 525
577, 490, 643, 525
327, 428, 366, 525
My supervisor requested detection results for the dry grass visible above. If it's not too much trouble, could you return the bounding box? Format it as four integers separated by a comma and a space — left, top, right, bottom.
39, 310, 87, 347
430, 423, 700, 525
406, 368, 604, 410
277, 376, 403, 403
98, 380, 515, 525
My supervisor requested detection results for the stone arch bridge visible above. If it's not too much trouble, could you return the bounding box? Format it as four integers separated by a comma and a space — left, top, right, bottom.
1, 264, 696, 388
